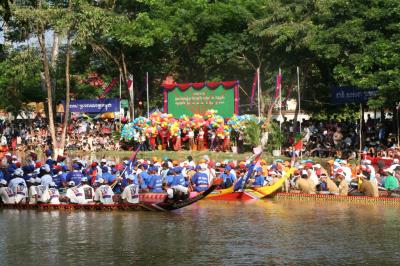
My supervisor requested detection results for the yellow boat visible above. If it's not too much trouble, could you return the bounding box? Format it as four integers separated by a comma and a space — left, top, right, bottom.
206, 168, 294, 200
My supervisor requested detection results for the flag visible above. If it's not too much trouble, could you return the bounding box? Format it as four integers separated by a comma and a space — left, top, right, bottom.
250, 69, 258, 109
274, 73, 282, 99
99, 77, 119, 99
294, 139, 303, 151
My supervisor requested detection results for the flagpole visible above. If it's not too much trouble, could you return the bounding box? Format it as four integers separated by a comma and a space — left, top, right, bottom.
279, 68, 282, 132
297, 66, 302, 160
119, 73, 122, 128
257, 68, 261, 122
146, 72, 150, 119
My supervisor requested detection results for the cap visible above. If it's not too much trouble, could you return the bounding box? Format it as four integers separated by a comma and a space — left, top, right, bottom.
41, 164, 51, 173
49, 182, 56, 187
68, 181, 75, 186
81, 177, 88, 182
0, 179, 7, 185
13, 168, 24, 177
225, 165, 232, 171
101, 159, 107, 163
72, 163, 80, 170
27, 178, 36, 183
256, 167, 263, 172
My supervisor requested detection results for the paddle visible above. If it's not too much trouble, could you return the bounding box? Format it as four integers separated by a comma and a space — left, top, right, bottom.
111, 144, 141, 189
233, 148, 262, 191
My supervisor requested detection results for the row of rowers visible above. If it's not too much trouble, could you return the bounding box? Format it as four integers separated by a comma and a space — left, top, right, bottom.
0, 157, 222, 205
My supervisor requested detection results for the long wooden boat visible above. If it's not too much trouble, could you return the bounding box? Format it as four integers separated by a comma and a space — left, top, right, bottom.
0, 179, 222, 212
206, 168, 294, 201
271, 192, 400, 205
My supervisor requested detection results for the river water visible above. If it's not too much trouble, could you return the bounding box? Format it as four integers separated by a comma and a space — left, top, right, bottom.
0, 200, 399, 265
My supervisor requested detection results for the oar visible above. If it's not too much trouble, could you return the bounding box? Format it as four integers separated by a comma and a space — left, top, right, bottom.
233, 151, 262, 191
111, 144, 141, 189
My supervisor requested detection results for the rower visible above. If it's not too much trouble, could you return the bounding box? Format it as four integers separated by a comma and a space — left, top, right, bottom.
8, 168, 28, 204
220, 166, 235, 188
167, 167, 189, 200
39, 164, 53, 187
0, 179, 15, 204
66, 163, 84, 186
94, 178, 114, 204
295, 170, 316, 194
357, 173, 379, 197
383, 168, 399, 197
121, 175, 139, 204
28, 177, 41, 204
191, 165, 209, 192
252, 167, 265, 187
35, 177, 47, 203
41, 182, 60, 204
337, 172, 349, 196
147, 166, 163, 193
319, 173, 339, 195
80, 177, 95, 203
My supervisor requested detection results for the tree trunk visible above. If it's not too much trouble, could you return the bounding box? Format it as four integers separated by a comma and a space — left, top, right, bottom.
60, 31, 72, 155
121, 51, 134, 119
50, 32, 59, 70
38, 28, 57, 151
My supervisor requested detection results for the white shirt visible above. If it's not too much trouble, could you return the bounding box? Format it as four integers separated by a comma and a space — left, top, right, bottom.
41, 174, 53, 187
41, 187, 60, 204
0, 187, 15, 204
121, 184, 139, 204
9, 178, 27, 203
94, 185, 114, 204
66, 185, 94, 204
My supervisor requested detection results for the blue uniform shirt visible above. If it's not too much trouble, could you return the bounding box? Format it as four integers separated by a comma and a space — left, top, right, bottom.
172, 174, 186, 187
148, 174, 163, 192
66, 171, 83, 185
253, 175, 265, 187
192, 172, 209, 192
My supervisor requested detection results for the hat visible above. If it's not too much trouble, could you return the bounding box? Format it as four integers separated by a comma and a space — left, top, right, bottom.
101, 159, 107, 163
0, 179, 7, 185
96, 178, 105, 184
13, 168, 24, 177
45, 149, 52, 156
49, 182, 56, 187
304, 162, 313, 169
195, 165, 201, 170
225, 165, 232, 171
35, 162, 43, 168
35, 177, 42, 183
27, 178, 35, 183
314, 164, 321, 169
72, 163, 80, 170
385, 168, 394, 174
68, 181, 75, 186
81, 177, 88, 182
301, 170, 308, 176
256, 167, 263, 172
11, 155, 17, 159
340, 160, 347, 164
127, 174, 135, 180
215, 162, 221, 167
102, 166, 109, 173
41, 164, 51, 173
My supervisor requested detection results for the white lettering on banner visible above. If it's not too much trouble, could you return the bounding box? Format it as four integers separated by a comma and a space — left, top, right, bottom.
69, 103, 113, 111
175, 92, 226, 106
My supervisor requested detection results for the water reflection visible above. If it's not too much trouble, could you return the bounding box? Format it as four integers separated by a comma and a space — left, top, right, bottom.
1, 201, 400, 265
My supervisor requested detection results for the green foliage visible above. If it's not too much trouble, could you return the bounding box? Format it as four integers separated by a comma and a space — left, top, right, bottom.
244, 120, 261, 148
0, 0, 399, 119
267, 122, 284, 150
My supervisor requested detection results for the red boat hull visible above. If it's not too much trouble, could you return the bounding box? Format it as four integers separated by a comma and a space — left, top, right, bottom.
207, 191, 259, 201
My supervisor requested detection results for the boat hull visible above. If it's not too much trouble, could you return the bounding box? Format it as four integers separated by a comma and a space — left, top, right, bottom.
272, 192, 400, 205
0, 179, 222, 212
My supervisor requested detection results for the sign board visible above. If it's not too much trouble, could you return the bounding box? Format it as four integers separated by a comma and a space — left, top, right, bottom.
163, 81, 239, 117
331, 87, 378, 104
65, 99, 120, 113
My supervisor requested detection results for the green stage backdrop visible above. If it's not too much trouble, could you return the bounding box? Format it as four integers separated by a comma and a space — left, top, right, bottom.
163, 82, 239, 118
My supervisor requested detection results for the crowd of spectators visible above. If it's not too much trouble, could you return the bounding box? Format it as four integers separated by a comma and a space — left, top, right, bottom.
281, 115, 399, 159
0, 116, 119, 152
0, 113, 399, 159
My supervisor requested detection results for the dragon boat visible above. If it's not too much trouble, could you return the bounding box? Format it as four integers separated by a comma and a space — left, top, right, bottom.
270, 191, 400, 205
0, 179, 222, 212
206, 171, 292, 200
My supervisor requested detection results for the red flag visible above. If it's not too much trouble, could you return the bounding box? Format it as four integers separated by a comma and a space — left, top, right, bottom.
274, 73, 282, 99
99, 77, 119, 98
294, 140, 303, 151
